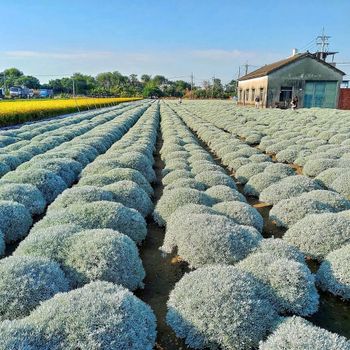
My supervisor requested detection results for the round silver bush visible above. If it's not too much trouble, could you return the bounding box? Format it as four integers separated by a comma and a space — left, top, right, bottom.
283, 213, 350, 260
0, 256, 69, 320
164, 213, 262, 267
259, 316, 350, 350
0, 281, 157, 350
316, 244, 350, 300
167, 265, 278, 350
213, 201, 264, 232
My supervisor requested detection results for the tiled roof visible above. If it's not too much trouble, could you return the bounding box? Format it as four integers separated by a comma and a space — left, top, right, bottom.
238, 53, 345, 81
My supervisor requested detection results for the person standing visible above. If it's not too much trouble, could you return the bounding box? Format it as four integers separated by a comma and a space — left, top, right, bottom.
254, 95, 260, 108
291, 96, 298, 110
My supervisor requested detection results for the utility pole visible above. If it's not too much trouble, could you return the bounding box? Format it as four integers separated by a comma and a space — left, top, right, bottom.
72, 79, 76, 97
316, 27, 330, 56
190, 72, 194, 99
212, 75, 215, 99
244, 62, 249, 75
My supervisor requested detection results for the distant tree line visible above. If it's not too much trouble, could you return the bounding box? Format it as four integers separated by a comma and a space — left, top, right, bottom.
0, 68, 237, 98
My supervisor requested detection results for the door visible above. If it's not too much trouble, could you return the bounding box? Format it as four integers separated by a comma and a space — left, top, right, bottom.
304, 81, 338, 108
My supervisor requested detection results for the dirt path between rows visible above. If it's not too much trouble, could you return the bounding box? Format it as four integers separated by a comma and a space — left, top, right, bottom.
136, 132, 190, 350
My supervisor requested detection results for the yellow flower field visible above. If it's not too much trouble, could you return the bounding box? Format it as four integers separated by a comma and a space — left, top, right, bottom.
0, 97, 141, 126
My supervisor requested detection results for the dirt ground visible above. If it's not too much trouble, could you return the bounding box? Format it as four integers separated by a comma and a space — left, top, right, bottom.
135, 133, 191, 350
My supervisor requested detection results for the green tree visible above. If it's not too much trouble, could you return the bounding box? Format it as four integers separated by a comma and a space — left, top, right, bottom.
143, 81, 162, 98
141, 74, 151, 83
225, 79, 237, 97
15, 75, 41, 89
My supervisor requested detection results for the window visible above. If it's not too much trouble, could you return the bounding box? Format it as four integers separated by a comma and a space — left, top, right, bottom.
260, 88, 264, 99
239, 89, 243, 101
246, 89, 249, 101
251, 89, 255, 101
279, 86, 293, 102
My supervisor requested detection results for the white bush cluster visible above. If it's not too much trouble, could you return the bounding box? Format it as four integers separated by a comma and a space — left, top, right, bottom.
0, 103, 159, 339
270, 190, 350, 228
16, 226, 145, 291
283, 212, 350, 260
316, 244, 350, 300
244, 163, 295, 197
0, 101, 149, 250
0, 255, 69, 320
163, 213, 262, 267
237, 251, 319, 316
154, 104, 250, 228
177, 100, 350, 199
167, 265, 278, 350
259, 175, 322, 205
259, 316, 350, 350
162, 101, 350, 347
0, 281, 157, 350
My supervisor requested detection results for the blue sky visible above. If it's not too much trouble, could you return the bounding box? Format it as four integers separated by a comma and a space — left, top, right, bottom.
1, 0, 349, 84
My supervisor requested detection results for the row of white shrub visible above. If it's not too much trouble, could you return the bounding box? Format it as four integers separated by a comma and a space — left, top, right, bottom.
152, 102, 346, 350
0, 102, 159, 349
0, 102, 149, 253
163, 101, 350, 349
182, 100, 350, 199
0, 102, 141, 177
171, 101, 350, 304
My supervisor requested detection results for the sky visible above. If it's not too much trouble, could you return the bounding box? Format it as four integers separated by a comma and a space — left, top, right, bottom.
0, 0, 349, 84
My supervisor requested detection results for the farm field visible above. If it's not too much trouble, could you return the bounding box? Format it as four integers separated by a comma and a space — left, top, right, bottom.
0, 99, 349, 349
0, 97, 141, 126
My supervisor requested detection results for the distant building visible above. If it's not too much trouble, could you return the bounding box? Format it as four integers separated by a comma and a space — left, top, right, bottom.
237, 52, 345, 108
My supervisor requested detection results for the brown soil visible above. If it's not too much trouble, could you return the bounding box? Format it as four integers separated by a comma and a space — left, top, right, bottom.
135, 132, 191, 350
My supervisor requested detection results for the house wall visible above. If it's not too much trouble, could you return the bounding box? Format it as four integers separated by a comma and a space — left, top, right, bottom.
237, 76, 268, 107
267, 57, 343, 108
339, 88, 350, 110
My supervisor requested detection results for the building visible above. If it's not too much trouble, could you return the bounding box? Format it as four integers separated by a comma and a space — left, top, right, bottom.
237, 52, 345, 108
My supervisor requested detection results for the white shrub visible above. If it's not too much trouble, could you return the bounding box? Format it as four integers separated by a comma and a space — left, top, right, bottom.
331, 173, 350, 199
48, 186, 114, 212
255, 238, 305, 263
283, 213, 350, 260
316, 244, 350, 300
0, 200, 32, 242
167, 265, 278, 350
164, 178, 207, 192
15, 224, 82, 263
2, 169, 67, 204
205, 185, 246, 203
0, 281, 157, 350
164, 213, 262, 267
244, 173, 287, 197
0, 256, 69, 320
194, 170, 237, 189
103, 181, 153, 217
225, 156, 251, 172
260, 175, 322, 205
112, 151, 156, 183
259, 316, 350, 350
162, 169, 194, 186
18, 158, 82, 186
78, 168, 154, 196
33, 201, 147, 243
213, 201, 264, 232
237, 253, 319, 316
64, 229, 145, 290
153, 188, 215, 226
235, 162, 270, 184
264, 163, 295, 176
316, 168, 350, 187
0, 183, 46, 215
303, 159, 340, 177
